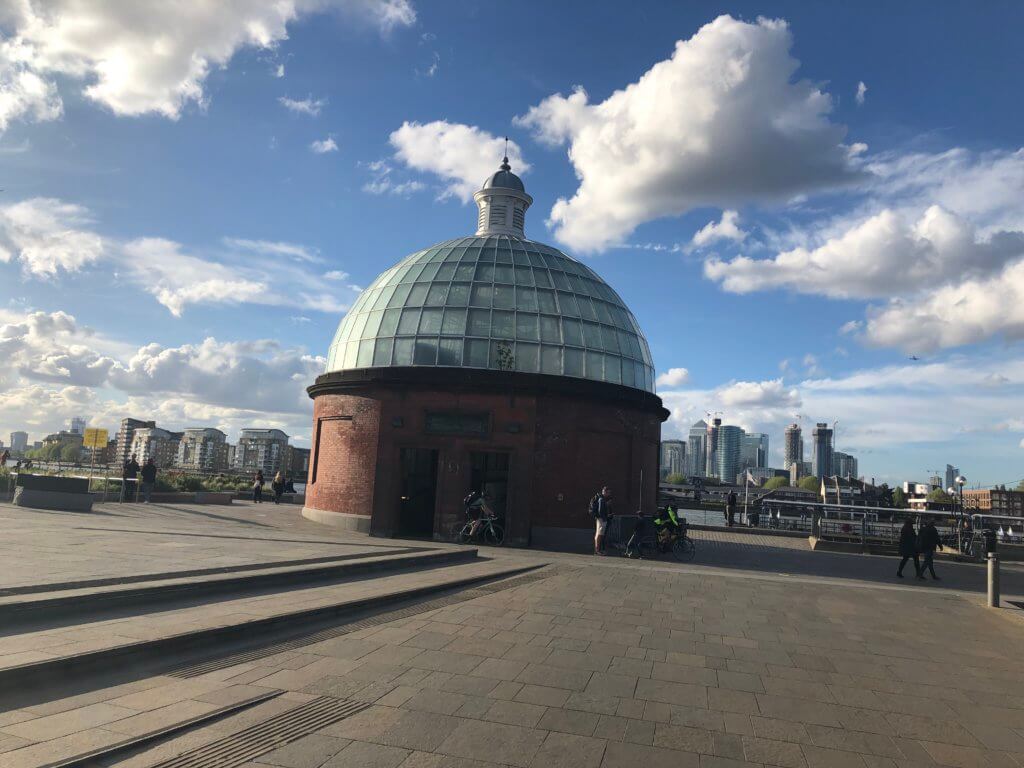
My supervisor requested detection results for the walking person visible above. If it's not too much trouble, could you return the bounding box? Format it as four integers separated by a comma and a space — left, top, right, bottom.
897, 517, 924, 579
139, 458, 158, 503
590, 486, 613, 555
725, 490, 737, 527
120, 454, 140, 502
271, 471, 285, 504
252, 470, 265, 503
919, 518, 943, 580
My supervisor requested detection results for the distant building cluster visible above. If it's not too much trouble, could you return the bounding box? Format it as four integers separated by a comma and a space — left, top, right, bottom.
4, 415, 310, 479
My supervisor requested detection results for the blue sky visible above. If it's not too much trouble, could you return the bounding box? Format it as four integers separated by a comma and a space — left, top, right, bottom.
1, 1, 1023, 487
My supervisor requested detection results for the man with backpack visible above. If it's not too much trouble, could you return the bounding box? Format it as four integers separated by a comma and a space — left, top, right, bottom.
590, 486, 613, 555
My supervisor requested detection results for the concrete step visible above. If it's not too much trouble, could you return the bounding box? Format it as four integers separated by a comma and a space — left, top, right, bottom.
0, 558, 541, 694
0, 547, 476, 633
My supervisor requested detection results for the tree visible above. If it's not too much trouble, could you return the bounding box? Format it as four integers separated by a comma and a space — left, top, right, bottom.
763, 476, 789, 490
892, 487, 907, 508
927, 488, 952, 503
60, 443, 80, 462
664, 473, 686, 485
798, 476, 820, 493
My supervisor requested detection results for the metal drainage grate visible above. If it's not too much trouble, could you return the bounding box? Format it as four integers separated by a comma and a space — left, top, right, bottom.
152, 696, 369, 768
169, 565, 576, 678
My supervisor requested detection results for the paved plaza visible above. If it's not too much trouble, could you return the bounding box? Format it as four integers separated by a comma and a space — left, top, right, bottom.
2, 501, 1024, 767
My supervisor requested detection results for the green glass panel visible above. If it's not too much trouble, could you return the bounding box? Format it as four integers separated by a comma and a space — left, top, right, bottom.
454, 263, 475, 281
540, 345, 562, 375
470, 283, 492, 307
475, 263, 495, 282
533, 269, 552, 288
371, 287, 393, 311
446, 283, 470, 306
493, 284, 515, 309
464, 338, 489, 367
417, 262, 441, 281
349, 312, 369, 340
419, 307, 442, 334
372, 338, 393, 366
577, 296, 598, 321
605, 355, 621, 384
413, 338, 438, 365
536, 289, 557, 313
441, 308, 467, 335
511, 247, 531, 265
582, 321, 602, 348
435, 262, 456, 281
406, 283, 428, 306
585, 351, 603, 381
425, 283, 448, 306
564, 347, 583, 377
392, 338, 413, 366
539, 315, 561, 343
462, 246, 483, 262
387, 283, 412, 308
402, 264, 426, 283
515, 342, 538, 372
516, 287, 538, 312
494, 264, 514, 284
491, 310, 514, 339
397, 308, 421, 334
601, 325, 620, 352
438, 338, 462, 365
357, 339, 374, 367
490, 340, 515, 369
343, 342, 358, 368
513, 266, 534, 286
467, 309, 491, 336
550, 271, 570, 290
562, 318, 583, 346
362, 310, 384, 338
516, 314, 538, 340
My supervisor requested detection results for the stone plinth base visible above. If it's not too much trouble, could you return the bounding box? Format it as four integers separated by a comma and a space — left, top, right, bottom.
14, 486, 93, 512
302, 506, 371, 533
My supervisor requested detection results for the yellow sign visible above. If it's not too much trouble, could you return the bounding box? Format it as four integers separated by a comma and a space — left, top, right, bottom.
82, 427, 108, 449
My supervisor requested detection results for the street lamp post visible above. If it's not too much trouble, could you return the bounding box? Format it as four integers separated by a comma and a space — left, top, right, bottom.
955, 475, 966, 552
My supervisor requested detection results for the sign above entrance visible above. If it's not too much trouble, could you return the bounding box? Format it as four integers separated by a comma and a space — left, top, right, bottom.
424, 412, 490, 437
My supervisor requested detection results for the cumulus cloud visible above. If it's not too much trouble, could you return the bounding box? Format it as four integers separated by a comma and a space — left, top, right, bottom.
514, 15, 860, 252
855, 81, 867, 106
704, 206, 1024, 299
0, 308, 324, 443
718, 378, 800, 408
388, 121, 529, 202
279, 95, 326, 116
655, 367, 690, 389
0, 0, 414, 129
0, 198, 105, 277
690, 210, 747, 250
310, 137, 338, 154
861, 259, 1024, 351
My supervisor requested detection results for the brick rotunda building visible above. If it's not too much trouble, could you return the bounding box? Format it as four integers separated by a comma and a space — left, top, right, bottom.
303, 157, 668, 548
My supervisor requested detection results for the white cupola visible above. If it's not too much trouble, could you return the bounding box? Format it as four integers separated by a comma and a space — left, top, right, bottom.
473, 156, 533, 237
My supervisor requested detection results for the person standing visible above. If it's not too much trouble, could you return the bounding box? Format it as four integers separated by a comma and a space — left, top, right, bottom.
591, 486, 613, 555
120, 454, 140, 502
897, 518, 924, 579
252, 470, 265, 503
139, 458, 158, 503
271, 471, 285, 504
919, 518, 943, 580
725, 490, 737, 527
0, 449, 9, 467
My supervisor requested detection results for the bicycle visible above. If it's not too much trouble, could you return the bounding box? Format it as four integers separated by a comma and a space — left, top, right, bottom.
457, 512, 504, 546
656, 520, 696, 561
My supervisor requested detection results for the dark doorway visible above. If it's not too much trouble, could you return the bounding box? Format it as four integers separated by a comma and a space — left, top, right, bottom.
470, 451, 510, 521
398, 448, 439, 537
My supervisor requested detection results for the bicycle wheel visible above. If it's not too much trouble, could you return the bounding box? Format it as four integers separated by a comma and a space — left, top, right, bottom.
484, 523, 504, 546
457, 522, 474, 544
672, 536, 696, 562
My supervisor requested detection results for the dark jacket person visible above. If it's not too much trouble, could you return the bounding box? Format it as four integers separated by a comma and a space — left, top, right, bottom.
919, 519, 943, 580
897, 519, 923, 579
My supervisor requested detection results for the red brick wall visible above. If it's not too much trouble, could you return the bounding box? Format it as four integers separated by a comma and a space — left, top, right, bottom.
307, 382, 662, 546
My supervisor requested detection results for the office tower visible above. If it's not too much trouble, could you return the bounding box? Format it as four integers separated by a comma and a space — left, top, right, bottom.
660, 440, 685, 479
834, 451, 858, 479
176, 428, 229, 471
811, 422, 833, 479
116, 418, 156, 465
944, 464, 960, 490
740, 432, 768, 471
68, 417, 87, 435
705, 417, 721, 478
9, 431, 28, 453
235, 429, 290, 474
783, 423, 803, 470
715, 425, 743, 484
687, 420, 707, 477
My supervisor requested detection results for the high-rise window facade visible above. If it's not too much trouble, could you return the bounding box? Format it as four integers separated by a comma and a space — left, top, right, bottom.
812, 423, 834, 479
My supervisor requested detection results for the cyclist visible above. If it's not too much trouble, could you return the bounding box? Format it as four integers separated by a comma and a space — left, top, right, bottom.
652, 505, 684, 552
464, 490, 496, 539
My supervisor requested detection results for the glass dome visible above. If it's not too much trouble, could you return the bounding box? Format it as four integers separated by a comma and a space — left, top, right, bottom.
326, 234, 656, 393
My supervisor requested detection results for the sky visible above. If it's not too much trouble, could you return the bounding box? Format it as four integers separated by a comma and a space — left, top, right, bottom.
1, 0, 1023, 487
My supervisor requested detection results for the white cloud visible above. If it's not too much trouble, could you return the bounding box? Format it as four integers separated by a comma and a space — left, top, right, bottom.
388, 121, 529, 202
0, 0, 414, 128
223, 238, 321, 263
856, 81, 867, 106
279, 95, 326, 116
514, 15, 860, 252
0, 198, 104, 277
860, 259, 1024, 351
719, 378, 800, 409
839, 320, 862, 335
690, 210, 747, 250
0, 309, 326, 446
274, 63, 285, 78
361, 159, 426, 196
705, 205, 1024, 299
311, 137, 338, 154
655, 368, 690, 389
802, 353, 822, 376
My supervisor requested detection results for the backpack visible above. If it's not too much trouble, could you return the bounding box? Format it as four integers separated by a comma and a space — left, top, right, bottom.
589, 494, 602, 518
463, 490, 481, 508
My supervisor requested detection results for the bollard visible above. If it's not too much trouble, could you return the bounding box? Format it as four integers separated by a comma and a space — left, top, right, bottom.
988, 553, 1000, 608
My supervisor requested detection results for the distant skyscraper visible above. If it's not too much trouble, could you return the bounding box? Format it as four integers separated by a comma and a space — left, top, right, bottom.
944, 464, 960, 490
783, 423, 803, 470
687, 420, 707, 477
9, 431, 28, 453
660, 440, 685, 479
833, 451, 858, 479
740, 433, 768, 471
705, 417, 721, 478
715, 426, 743, 483
811, 422, 833, 479
68, 417, 87, 435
